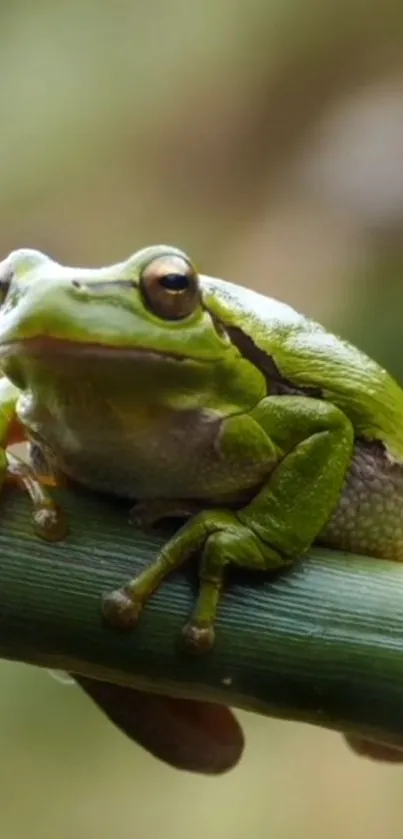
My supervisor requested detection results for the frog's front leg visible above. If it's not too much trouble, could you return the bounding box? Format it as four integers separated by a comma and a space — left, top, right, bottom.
0, 378, 66, 540
103, 397, 354, 652
7, 451, 67, 540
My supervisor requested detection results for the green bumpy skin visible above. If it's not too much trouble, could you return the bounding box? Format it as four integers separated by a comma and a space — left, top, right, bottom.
0, 245, 402, 652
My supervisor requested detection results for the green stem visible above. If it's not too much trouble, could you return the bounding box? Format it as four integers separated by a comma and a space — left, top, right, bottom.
1, 482, 403, 746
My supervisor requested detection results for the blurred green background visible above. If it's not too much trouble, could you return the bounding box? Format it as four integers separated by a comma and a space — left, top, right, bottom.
2, 1, 403, 837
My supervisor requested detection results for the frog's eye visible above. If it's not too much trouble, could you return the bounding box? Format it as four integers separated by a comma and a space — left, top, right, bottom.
140, 255, 200, 320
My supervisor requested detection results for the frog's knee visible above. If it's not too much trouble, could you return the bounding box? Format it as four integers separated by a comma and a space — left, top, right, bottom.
315, 401, 354, 441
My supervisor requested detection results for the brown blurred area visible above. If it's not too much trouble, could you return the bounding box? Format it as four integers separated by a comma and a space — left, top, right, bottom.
2, 1, 403, 837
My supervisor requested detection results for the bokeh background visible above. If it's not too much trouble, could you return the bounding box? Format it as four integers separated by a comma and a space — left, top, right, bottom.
2, 1, 403, 837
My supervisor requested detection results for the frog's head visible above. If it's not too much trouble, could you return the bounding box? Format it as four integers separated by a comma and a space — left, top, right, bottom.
0, 245, 256, 406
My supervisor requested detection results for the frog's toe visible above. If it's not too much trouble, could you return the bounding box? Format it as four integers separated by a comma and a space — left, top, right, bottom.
102, 587, 143, 630
33, 505, 68, 541
180, 621, 215, 655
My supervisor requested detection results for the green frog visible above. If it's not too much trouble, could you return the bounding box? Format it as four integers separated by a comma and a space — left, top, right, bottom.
0, 244, 402, 654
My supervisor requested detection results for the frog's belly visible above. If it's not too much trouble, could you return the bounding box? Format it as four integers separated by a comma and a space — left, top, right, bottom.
30, 406, 267, 503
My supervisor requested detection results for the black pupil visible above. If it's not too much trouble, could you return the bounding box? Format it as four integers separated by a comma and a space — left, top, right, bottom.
159, 273, 189, 292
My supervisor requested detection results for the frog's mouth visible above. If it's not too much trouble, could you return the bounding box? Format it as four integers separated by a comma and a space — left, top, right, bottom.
0, 336, 214, 367
0, 337, 196, 364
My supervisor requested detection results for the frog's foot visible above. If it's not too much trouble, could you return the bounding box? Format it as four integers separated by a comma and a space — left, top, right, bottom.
180, 621, 216, 654
101, 585, 143, 629
129, 499, 201, 530
102, 509, 283, 653
7, 451, 67, 541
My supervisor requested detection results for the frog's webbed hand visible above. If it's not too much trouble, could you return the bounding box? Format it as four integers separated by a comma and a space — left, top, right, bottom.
103, 397, 354, 653
0, 378, 66, 540
7, 451, 67, 540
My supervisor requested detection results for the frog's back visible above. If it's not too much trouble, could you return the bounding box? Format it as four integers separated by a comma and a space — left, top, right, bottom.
202, 275, 403, 461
